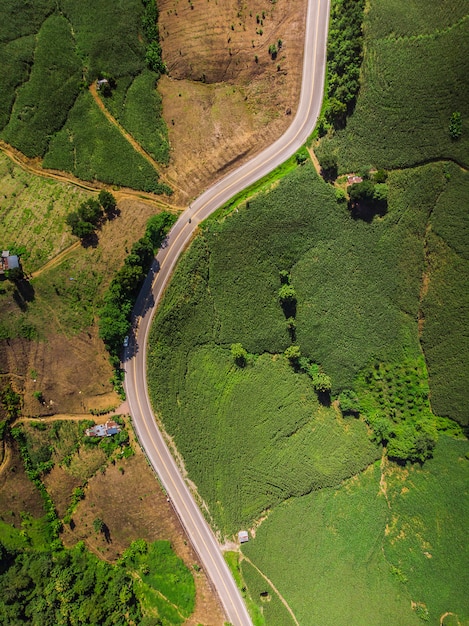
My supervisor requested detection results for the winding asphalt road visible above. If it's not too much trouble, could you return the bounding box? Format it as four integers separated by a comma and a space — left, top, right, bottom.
124, 1, 330, 624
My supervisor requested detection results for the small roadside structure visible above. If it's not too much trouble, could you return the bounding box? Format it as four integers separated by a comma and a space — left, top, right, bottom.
238, 530, 249, 544
85, 420, 121, 438
0, 251, 19, 274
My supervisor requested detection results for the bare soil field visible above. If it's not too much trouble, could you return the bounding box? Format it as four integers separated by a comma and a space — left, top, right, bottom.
0, 437, 44, 525
159, 0, 307, 201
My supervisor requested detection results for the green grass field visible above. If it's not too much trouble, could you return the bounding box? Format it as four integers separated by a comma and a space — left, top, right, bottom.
420, 164, 469, 424
0, 153, 91, 272
320, 1, 469, 171
242, 436, 469, 625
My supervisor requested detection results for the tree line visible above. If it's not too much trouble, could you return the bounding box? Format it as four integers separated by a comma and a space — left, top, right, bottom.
319, 0, 365, 132
98, 211, 177, 367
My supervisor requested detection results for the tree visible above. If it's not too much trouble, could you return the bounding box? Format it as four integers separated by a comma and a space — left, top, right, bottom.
311, 372, 332, 393
318, 151, 338, 181
98, 190, 117, 216
284, 345, 301, 365
78, 199, 102, 226
339, 389, 361, 415
145, 41, 166, 76
449, 111, 462, 139
93, 518, 104, 533
278, 284, 296, 303
231, 343, 247, 367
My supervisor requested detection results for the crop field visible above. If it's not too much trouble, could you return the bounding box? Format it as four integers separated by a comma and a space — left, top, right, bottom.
0, 0, 170, 191
321, 1, 469, 171
102, 69, 170, 165
420, 164, 469, 425
42, 92, 166, 194
2, 14, 82, 158
243, 436, 469, 625
0, 154, 91, 272
147, 160, 461, 534
149, 340, 379, 534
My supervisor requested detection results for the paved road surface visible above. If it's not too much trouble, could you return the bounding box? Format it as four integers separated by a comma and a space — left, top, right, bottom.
124, 1, 330, 624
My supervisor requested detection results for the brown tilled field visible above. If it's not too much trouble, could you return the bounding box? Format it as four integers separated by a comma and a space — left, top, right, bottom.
159, 0, 307, 201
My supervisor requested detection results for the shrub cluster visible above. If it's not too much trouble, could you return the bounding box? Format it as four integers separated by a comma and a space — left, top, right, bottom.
142, 0, 166, 77
99, 211, 177, 362
355, 359, 438, 463
65, 190, 116, 239
321, 0, 365, 131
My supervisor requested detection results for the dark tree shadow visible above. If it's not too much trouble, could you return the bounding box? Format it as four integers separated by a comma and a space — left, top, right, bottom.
349, 199, 388, 222
81, 232, 99, 248
102, 523, 112, 543
317, 390, 331, 407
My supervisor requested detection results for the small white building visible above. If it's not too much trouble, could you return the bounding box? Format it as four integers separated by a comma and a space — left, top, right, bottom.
0, 251, 19, 274
238, 530, 249, 544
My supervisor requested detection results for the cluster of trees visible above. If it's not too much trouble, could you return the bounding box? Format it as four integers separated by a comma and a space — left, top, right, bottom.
284, 345, 332, 396
99, 211, 176, 363
348, 177, 389, 220
320, 0, 365, 131
142, 0, 166, 77
66, 191, 117, 240
0, 542, 143, 625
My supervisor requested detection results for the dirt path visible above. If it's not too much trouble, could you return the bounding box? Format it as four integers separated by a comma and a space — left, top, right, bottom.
440, 611, 460, 625
31, 241, 81, 279
0, 140, 183, 212
89, 84, 185, 197
241, 554, 299, 626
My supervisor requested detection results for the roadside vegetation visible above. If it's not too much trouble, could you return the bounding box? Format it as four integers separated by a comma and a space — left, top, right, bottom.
0, 0, 169, 193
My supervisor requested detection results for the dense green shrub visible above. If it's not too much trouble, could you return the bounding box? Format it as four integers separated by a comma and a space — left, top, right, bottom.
321, 0, 365, 130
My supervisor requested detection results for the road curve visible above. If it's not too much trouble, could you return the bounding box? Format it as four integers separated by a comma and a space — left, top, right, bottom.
124, 1, 330, 624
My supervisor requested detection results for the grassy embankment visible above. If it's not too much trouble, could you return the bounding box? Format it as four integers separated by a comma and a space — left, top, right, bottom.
0, 0, 169, 193
147, 0, 469, 622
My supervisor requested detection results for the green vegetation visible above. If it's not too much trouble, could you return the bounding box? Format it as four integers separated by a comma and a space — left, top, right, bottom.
0, 539, 194, 625
240, 559, 296, 626
149, 341, 379, 534
319, 0, 365, 131
320, 1, 469, 170
0, 0, 170, 190
420, 164, 469, 425
356, 358, 438, 463
243, 437, 469, 624
103, 69, 170, 164
43, 91, 169, 194
2, 14, 82, 158
0, 154, 91, 273
65, 192, 116, 239
123, 540, 195, 622
99, 211, 177, 363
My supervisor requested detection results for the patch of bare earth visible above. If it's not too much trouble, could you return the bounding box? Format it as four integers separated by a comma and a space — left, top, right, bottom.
0, 437, 44, 525
62, 444, 225, 625
158, 0, 307, 202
